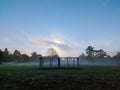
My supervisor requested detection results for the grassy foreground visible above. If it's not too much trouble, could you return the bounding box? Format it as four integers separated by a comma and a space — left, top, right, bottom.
0, 64, 120, 90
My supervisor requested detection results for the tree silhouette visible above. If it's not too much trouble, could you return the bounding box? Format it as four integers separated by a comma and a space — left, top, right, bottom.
21, 54, 30, 62
106, 55, 112, 60
113, 52, 120, 64
46, 48, 58, 67
95, 49, 107, 59
46, 48, 58, 57
4, 48, 9, 55
31, 52, 38, 61
3, 48, 10, 61
79, 53, 86, 60
86, 46, 94, 58
13, 50, 21, 62
0, 49, 4, 63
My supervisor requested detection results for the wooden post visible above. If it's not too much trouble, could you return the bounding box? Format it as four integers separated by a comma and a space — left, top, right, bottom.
73, 57, 75, 68
77, 57, 79, 68
39, 57, 42, 68
42, 57, 44, 68
58, 57, 60, 68
50, 57, 52, 68
67, 57, 69, 67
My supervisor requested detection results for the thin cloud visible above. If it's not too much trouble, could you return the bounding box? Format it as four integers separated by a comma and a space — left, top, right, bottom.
27, 36, 74, 56
26, 31, 93, 56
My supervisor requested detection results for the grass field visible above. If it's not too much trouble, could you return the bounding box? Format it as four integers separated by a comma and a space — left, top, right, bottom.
0, 63, 120, 90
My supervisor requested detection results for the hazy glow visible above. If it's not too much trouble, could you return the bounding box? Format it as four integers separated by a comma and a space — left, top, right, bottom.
52, 39, 64, 45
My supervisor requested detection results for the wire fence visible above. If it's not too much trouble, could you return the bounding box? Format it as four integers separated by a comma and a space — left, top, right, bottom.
39, 57, 80, 68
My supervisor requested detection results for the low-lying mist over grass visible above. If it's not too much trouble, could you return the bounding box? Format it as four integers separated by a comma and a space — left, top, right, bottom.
2, 58, 119, 67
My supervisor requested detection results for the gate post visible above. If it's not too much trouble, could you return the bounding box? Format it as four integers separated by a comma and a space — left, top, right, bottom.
58, 57, 60, 68
77, 57, 79, 68
73, 57, 75, 68
39, 57, 43, 68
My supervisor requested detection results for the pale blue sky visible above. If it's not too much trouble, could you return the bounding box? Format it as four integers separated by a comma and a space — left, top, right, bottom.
0, 0, 120, 56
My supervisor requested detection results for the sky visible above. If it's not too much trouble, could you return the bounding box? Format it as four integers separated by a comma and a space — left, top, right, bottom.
0, 0, 120, 57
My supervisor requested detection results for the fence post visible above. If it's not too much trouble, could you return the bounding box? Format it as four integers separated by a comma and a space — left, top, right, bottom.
39, 57, 42, 68
58, 57, 60, 68
50, 57, 52, 68
42, 57, 44, 68
77, 57, 79, 68
67, 57, 69, 67
73, 57, 75, 68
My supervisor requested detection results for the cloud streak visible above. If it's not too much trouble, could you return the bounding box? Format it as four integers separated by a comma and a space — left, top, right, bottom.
0, 31, 120, 57
27, 36, 75, 56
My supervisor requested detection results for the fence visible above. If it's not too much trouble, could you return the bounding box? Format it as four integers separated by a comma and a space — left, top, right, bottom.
39, 57, 80, 68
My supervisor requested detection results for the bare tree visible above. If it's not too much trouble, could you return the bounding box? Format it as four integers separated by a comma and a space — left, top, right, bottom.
46, 48, 58, 57
46, 48, 58, 67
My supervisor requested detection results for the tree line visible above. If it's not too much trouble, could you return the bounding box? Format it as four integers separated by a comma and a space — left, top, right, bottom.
79, 46, 120, 64
0, 46, 120, 64
0, 48, 42, 63
86, 46, 120, 60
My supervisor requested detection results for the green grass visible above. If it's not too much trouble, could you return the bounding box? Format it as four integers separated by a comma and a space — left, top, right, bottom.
0, 64, 120, 79
0, 64, 120, 90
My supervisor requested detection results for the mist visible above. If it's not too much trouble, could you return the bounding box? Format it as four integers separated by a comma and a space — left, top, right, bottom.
2, 58, 119, 67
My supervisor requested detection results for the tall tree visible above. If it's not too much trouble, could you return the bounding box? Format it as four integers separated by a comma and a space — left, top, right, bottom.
46, 48, 58, 67
3, 48, 10, 61
113, 52, 120, 65
13, 50, 21, 62
0, 49, 4, 63
31, 52, 38, 61
95, 49, 107, 59
46, 48, 58, 57
21, 54, 30, 62
86, 46, 95, 63
86, 46, 94, 58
